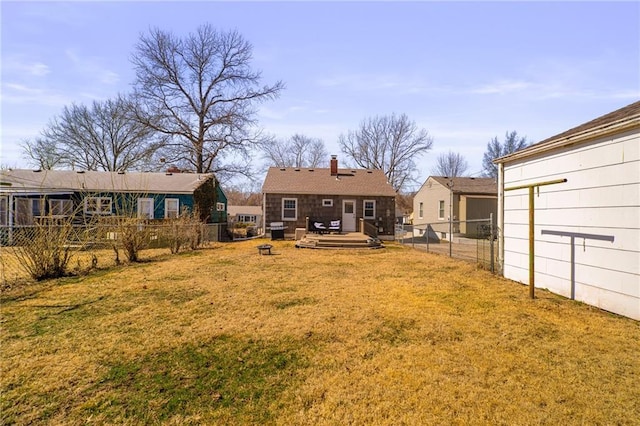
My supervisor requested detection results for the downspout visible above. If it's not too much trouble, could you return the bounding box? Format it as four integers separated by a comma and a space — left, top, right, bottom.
497, 163, 504, 275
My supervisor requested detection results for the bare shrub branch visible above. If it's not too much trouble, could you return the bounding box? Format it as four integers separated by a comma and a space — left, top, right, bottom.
11, 218, 75, 280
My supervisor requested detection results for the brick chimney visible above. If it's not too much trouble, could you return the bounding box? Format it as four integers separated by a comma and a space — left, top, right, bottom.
167, 165, 181, 174
330, 155, 338, 176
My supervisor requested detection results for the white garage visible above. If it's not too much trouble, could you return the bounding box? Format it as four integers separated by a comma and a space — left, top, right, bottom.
495, 101, 639, 320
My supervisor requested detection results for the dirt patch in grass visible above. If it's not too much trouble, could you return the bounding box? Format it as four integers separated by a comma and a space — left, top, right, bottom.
1, 239, 639, 424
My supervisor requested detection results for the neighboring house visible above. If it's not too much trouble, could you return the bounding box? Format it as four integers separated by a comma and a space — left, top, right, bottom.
396, 208, 411, 225
227, 205, 262, 225
412, 176, 497, 239
494, 100, 639, 320
261, 155, 397, 239
0, 169, 227, 234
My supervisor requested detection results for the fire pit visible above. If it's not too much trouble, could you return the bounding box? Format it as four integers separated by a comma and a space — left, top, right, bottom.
257, 244, 273, 255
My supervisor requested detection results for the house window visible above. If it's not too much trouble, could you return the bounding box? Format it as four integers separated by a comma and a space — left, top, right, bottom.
322, 199, 333, 207
419, 202, 424, 219
138, 198, 154, 219
363, 200, 376, 219
216, 202, 225, 212
438, 200, 445, 220
165, 198, 179, 219
15, 198, 46, 224
0, 197, 7, 226
85, 197, 112, 215
15, 198, 31, 225
282, 198, 297, 221
32, 198, 43, 217
49, 199, 73, 217
238, 215, 257, 223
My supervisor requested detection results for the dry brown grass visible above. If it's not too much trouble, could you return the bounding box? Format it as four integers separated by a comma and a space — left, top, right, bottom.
1, 246, 186, 289
1, 239, 639, 425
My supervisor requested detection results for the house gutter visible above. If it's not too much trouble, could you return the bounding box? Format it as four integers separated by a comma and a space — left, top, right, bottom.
494, 115, 640, 164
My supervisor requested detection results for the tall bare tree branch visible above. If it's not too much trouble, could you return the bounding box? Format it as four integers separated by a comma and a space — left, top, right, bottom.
482, 130, 528, 178
260, 134, 328, 168
21, 95, 166, 172
338, 113, 433, 192
432, 151, 469, 177
131, 24, 284, 175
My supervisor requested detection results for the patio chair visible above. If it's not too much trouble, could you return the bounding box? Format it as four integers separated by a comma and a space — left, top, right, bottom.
328, 220, 341, 233
313, 221, 327, 233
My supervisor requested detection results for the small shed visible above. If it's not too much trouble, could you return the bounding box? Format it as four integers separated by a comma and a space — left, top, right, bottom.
495, 101, 639, 320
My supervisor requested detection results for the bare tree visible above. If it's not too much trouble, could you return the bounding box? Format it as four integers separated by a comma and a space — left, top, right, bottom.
21, 95, 165, 171
432, 151, 469, 177
131, 24, 284, 178
338, 113, 433, 192
224, 181, 263, 206
22, 137, 64, 170
396, 191, 415, 216
482, 130, 529, 178
261, 134, 328, 168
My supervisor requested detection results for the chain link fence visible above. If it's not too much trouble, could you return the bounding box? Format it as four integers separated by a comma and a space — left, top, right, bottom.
0, 221, 228, 288
396, 217, 498, 272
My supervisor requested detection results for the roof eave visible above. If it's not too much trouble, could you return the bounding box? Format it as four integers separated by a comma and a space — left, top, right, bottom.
494, 115, 640, 164
262, 190, 396, 197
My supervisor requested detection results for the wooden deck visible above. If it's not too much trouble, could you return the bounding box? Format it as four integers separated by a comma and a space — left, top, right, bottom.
295, 232, 383, 249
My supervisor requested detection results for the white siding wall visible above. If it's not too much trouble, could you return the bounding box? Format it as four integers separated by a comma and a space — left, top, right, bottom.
413, 178, 451, 226
502, 129, 640, 320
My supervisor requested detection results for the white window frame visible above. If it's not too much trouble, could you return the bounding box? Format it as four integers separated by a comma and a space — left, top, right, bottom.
322, 199, 333, 207
282, 198, 297, 221
363, 200, 376, 219
164, 198, 179, 219
138, 198, 154, 219
49, 199, 73, 217
238, 214, 257, 223
85, 197, 112, 215
419, 202, 424, 219
216, 202, 225, 212
438, 200, 445, 220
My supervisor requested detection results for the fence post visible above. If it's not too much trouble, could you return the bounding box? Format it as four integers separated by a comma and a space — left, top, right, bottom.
448, 220, 452, 258
425, 226, 429, 252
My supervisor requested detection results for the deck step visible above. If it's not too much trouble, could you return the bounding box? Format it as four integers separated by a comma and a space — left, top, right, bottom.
296, 232, 383, 249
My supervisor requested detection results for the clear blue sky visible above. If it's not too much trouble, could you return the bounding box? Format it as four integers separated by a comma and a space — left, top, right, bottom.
2, 1, 639, 190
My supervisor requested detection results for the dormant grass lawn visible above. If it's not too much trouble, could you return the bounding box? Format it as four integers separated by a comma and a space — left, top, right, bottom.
1, 239, 639, 425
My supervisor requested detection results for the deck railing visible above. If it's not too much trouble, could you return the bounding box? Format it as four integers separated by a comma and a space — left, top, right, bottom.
360, 219, 378, 238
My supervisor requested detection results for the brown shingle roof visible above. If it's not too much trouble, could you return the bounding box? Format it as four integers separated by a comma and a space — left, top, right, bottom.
535, 100, 640, 145
0, 169, 214, 194
495, 100, 640, 163
262, 167, 396, 196
430, 176, 497, 195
